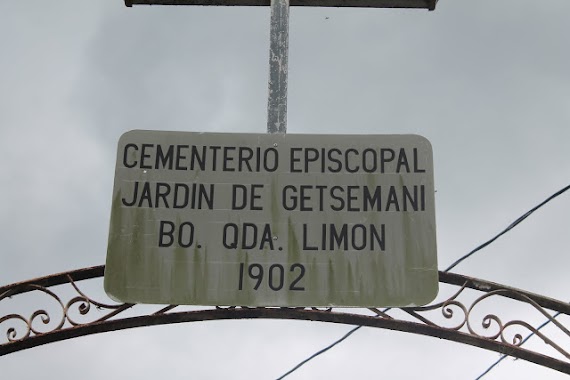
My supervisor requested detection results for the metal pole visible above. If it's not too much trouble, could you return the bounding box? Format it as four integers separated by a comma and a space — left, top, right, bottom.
266, 0, 290, 134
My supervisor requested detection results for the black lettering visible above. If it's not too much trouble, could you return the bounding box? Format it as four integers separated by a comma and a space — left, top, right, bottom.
173, 183, 189, 208
238, 262, 245, 290
242, 223, 257, 250
190, 183, 197, 209
380, 148, 395, 173
123, 143, 138, 168
300, 185, 312, 211
197, 184, 214, 210
290, 148, 302, 173
178, 222, 195, 247
210, 146, 221, 171
268, 264, 284, 291
386, 186, 400, 211
330, 224, 348, 250
250, 184, 263, 211
346, 186, 360, 212
255, 147, 262, 172
352, 224, 366, 250
327, 148, 342, 173
138, 182, 153, 207
302, 224, 317, 250
223, 223, 238, 249
121, 181, 139, 207
345, 149, 359, 173
264, 148, 279, 172
315, 185, 327, 211
396, 148, 410, 173
363, 186, 382, 211
413, 148, 426, 173
175, 145, 189, 170
403, 185, 418, 211
371, 224, 386, 251
238, 147, 254, 171
249, 185, 263, 211
140, 144, 153, 169
249, 264, 263, 290
159, 220, 175, 247
190, 145, 206, 171
330, 186, 345, 211
232, 184, 247, 210
155, 182, 171, 208
282, 185, 297, 211
223, 147, 236, 172
304, 148, 319, 173
156, 145, 174, 170
259, 224, 275, 250
289, 264, 305, 291
362, 149, 377, 173
232, 184, 262, 211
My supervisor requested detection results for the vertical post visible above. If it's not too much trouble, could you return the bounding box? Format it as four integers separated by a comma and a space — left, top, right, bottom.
266, 0, 290, 134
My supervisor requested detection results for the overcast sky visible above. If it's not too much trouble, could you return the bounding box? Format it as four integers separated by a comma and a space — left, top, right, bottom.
1, 0, 570, 378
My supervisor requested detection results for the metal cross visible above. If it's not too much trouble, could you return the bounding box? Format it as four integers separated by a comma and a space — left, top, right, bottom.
266, 0, 290, 134
124, 0, 438, 135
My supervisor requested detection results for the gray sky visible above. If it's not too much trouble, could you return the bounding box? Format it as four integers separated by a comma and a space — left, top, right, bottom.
1, 0, 570, 378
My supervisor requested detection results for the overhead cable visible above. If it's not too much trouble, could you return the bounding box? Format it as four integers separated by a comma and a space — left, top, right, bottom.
276, 183, 570, 380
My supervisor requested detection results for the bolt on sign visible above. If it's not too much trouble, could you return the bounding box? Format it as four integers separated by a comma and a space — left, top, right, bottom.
105, 130, 438, 307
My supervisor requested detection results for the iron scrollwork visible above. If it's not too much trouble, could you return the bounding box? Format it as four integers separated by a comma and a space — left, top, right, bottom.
1, 266, 570, 374
0, 275, 131, 344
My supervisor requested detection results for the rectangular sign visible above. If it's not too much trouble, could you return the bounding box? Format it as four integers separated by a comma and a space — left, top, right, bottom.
104, 131, 438, 307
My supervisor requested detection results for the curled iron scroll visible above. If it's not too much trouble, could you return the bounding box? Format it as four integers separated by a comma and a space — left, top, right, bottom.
1, 267, 570, 375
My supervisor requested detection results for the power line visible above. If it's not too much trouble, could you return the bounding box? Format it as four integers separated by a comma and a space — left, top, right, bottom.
275, 326, 362, 380
444, 183, 570, 272
275, 183, 570, 380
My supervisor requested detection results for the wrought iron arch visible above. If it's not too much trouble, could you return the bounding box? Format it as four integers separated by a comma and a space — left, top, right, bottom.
1, 266, 570, 375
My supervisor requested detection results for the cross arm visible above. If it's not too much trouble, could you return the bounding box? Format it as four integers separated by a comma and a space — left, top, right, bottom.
124, 0, 437, 10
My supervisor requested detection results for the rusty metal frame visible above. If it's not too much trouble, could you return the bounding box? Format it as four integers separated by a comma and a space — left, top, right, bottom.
2, 266, 570, 375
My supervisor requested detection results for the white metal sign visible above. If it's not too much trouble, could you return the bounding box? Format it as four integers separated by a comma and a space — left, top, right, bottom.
105, 130, 438, 307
